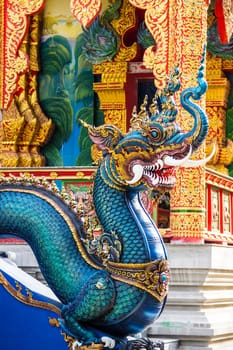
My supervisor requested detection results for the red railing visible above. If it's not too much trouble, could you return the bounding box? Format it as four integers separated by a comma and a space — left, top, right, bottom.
204, 168, 233, 244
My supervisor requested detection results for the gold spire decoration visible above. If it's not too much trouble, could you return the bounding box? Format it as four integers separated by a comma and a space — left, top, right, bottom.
0, 13, 53, 167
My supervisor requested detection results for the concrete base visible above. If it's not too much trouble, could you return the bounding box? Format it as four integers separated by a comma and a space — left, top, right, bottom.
147, 244, 233, 350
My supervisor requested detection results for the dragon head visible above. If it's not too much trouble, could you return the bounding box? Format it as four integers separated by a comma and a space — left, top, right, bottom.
82, 52, 213, 192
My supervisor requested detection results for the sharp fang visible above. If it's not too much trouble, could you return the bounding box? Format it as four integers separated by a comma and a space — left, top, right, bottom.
183, 144, 216, 167
157, 159, 163, 169
126, 164, 144, 184
164, 146, 192, 166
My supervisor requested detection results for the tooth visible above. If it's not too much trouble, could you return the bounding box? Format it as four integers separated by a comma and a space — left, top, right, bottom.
152, 176, 159, 185
183, 144, 216, 167
157, 159, 163, 169
164, 146, 192, 166
127, 164, 143, 184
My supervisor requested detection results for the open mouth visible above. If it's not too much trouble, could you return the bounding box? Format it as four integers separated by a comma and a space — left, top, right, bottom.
127, 158, 176, 188
143, 165, 176, 187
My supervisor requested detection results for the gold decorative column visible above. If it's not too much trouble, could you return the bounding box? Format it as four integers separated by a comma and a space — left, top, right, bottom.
0, 0, 45, 110
205, 55, 233, 174
92, 0, 138, 134
14, 29, 39, 167
0, 104, 25, 167
0, 10, 53, 168
26, 13, 53, 166
112, 0, 210, 240
93, 62, 128, 133
168, 0, 210, 241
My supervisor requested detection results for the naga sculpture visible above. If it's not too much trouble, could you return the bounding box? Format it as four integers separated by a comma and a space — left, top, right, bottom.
0, 52, 212, 350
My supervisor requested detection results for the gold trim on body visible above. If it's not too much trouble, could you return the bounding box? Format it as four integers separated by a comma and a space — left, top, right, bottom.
106, 258, 170, 302
0, 271, 60, 315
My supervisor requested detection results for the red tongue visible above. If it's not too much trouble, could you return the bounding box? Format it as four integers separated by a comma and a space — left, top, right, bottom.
156, 167, 176, 178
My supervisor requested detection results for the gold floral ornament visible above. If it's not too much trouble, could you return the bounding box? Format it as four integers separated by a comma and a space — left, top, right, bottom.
106, 259, 170, 302
128, 0, 169, 88
0, 0, 45, 109
70, 0, 102, 27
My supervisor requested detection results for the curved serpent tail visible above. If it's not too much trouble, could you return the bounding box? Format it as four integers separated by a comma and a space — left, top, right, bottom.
0, 179, 116, 343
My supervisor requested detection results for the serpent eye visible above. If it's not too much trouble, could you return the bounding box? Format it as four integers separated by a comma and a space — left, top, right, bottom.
151, 129, 158, 138
150, 125, 165, 144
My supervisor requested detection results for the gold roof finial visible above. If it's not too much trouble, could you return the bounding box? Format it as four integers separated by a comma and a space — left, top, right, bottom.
129, 67, 181, 131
